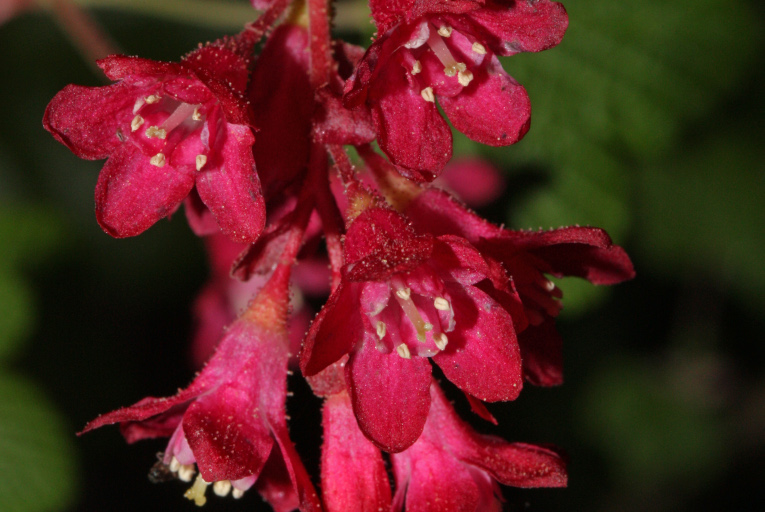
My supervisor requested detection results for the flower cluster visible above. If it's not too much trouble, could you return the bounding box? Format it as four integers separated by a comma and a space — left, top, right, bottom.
44, 0, 635, 510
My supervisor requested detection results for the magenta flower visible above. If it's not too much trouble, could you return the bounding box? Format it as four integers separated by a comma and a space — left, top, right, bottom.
406, 187, 636, 385
344, 0, 568, 180
82, 266, 320, 510
300, 207, 523, 452
391, 381, 567, 511
43, 42, 266, 242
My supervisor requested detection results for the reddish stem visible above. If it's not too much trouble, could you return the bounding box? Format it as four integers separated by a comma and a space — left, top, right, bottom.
313, 163, 345, 293
244, 0, 291, 46
50, 0, 120, 72
307, 0, 333, 88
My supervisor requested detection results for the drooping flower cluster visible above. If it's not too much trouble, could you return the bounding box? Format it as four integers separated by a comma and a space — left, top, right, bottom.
43, 0, 636, 510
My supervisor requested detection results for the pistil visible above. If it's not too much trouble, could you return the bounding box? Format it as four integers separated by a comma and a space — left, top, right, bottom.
392, 278, 431, 343
426, 25, 473, 85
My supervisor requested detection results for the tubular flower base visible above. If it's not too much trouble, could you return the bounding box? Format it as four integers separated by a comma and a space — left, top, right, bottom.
41, 0, 638, 509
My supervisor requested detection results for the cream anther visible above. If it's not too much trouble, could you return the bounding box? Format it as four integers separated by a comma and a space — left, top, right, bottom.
177, 463, 196, 482
131, 115, 144, 132
434, 333, 448, 350
145, 126, 167, 139
145, 94, 161, 104
544, 280, 556, 292
183, 473, 209, 506
213, 480, 232, 497
395, 287, 411, 300
434, 297, 450, 310
169, 456, 181, 473
192, 107, 203, 121
437, 26, 453, 37
458, 70, 474, 87
196, 155, 207, 171
421, 87, 435, 103
472, 42, 487, 55
412, 60, 422, 75
396, 344, 411, 359
232, 488, 245, 499
376, 321, 386, 339
150, 153, 166, 167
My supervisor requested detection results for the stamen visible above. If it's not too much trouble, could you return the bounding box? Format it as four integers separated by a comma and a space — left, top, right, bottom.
434, 333, 448, 350
395, 287, 411, 300
213, 480, 232, 497
412, 60, 422, 75
232, 488, 245, 499
458, 70, 474, 86
393, 282, 430, 342
437, 26, 453, 37
145, 94, 161, 104
150, 153, 166, 167
375, 321, 386, 339
169, 456, 181, 473
396, 344, 411, 359
434, 297, 450, 311
184, 473, 209, 507
133, 97, 145, 114
131, 115, 144, 132
471, 42, 487, 55
145, 126, 167, 139
421, 87, 435, 103
192, 107, 203, 121
177, 463, 196, 482
426, 28, 468, 79
196, 155, 207, 171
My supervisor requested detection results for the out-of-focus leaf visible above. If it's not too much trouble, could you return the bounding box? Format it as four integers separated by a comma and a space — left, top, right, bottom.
0, 274, 33, 361
486, 0, 759, 235
0, 374, 78, 512
636, 127, 765, 313
578, 357, 725, 485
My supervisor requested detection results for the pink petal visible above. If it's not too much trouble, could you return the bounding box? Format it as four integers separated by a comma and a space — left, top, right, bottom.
518, 320, 564, 386
370, 0, 480, 34
433, 284, 522, 402
346, 338, 432, 452
253, 444, 300, 512
321, 391, 392, 512
435, 157, 506, 207
406, 187, 501, 240
467, 0, 569, 56
195, 123, 266, 243
439, 58, 530, 147
461, 438, 568, 488
43, 82, 141, 160
370, 62, 452, 181
301, 284, 363, 376
183, 189, 220, 237
313, 87, 376, 146
270, 422, 324, 512
183, 383, 275, 482
95, 143, 195, 238
464, 392, 498, 425
97, 55, 182, 81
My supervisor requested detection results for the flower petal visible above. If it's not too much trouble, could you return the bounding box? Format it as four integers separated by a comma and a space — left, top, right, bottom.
43, 82, 141, 160
346, 338, 432, 452
433, 284, 522, 402
95, 143, 195, 238
195, 123, 266, 243
518, 320, 564, 386
439, 58, 530, 147
322, 391, 392, 512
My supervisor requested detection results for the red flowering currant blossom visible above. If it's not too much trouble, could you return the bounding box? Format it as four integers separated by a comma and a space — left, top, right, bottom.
300, 207, 523, 452
405, 186, 636, 385
391, 381, 567, 511
82, 265, 320, 510
43, 42, 266, 242
344, 0, 568, 180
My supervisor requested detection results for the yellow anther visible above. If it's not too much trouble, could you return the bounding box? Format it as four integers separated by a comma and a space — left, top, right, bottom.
375, 321, 387, 339
192, 107, 203, 121
131, 115, 144, 132
145, 94, 161, 104
412, 60, 422, 75
434, 297, 450, 311
396, 344, 412, 359
213, 480, 232, 497
196, 154, 207, 171
149, 153, 166, 167
458, 70, 474, 87
145, 126, 167, 139
434, 333, 448, 350
420, 87, 435, 103
437, 26, 453, 37
183, 473, 209, 507
471, 42, 487, 55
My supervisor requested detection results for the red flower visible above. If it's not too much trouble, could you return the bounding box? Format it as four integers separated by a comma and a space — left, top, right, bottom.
405, 187, 636, 385
300, 207, 523, 452
344, 0, 568, 180
43, 42, 265, 242
82, 265, 320, 510
391, 381, 567, 511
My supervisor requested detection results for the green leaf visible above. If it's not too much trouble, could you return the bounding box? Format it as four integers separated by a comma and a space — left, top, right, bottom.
0, 274, 33, 361
0, 374, 78, 512
495, 0, 761, 243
